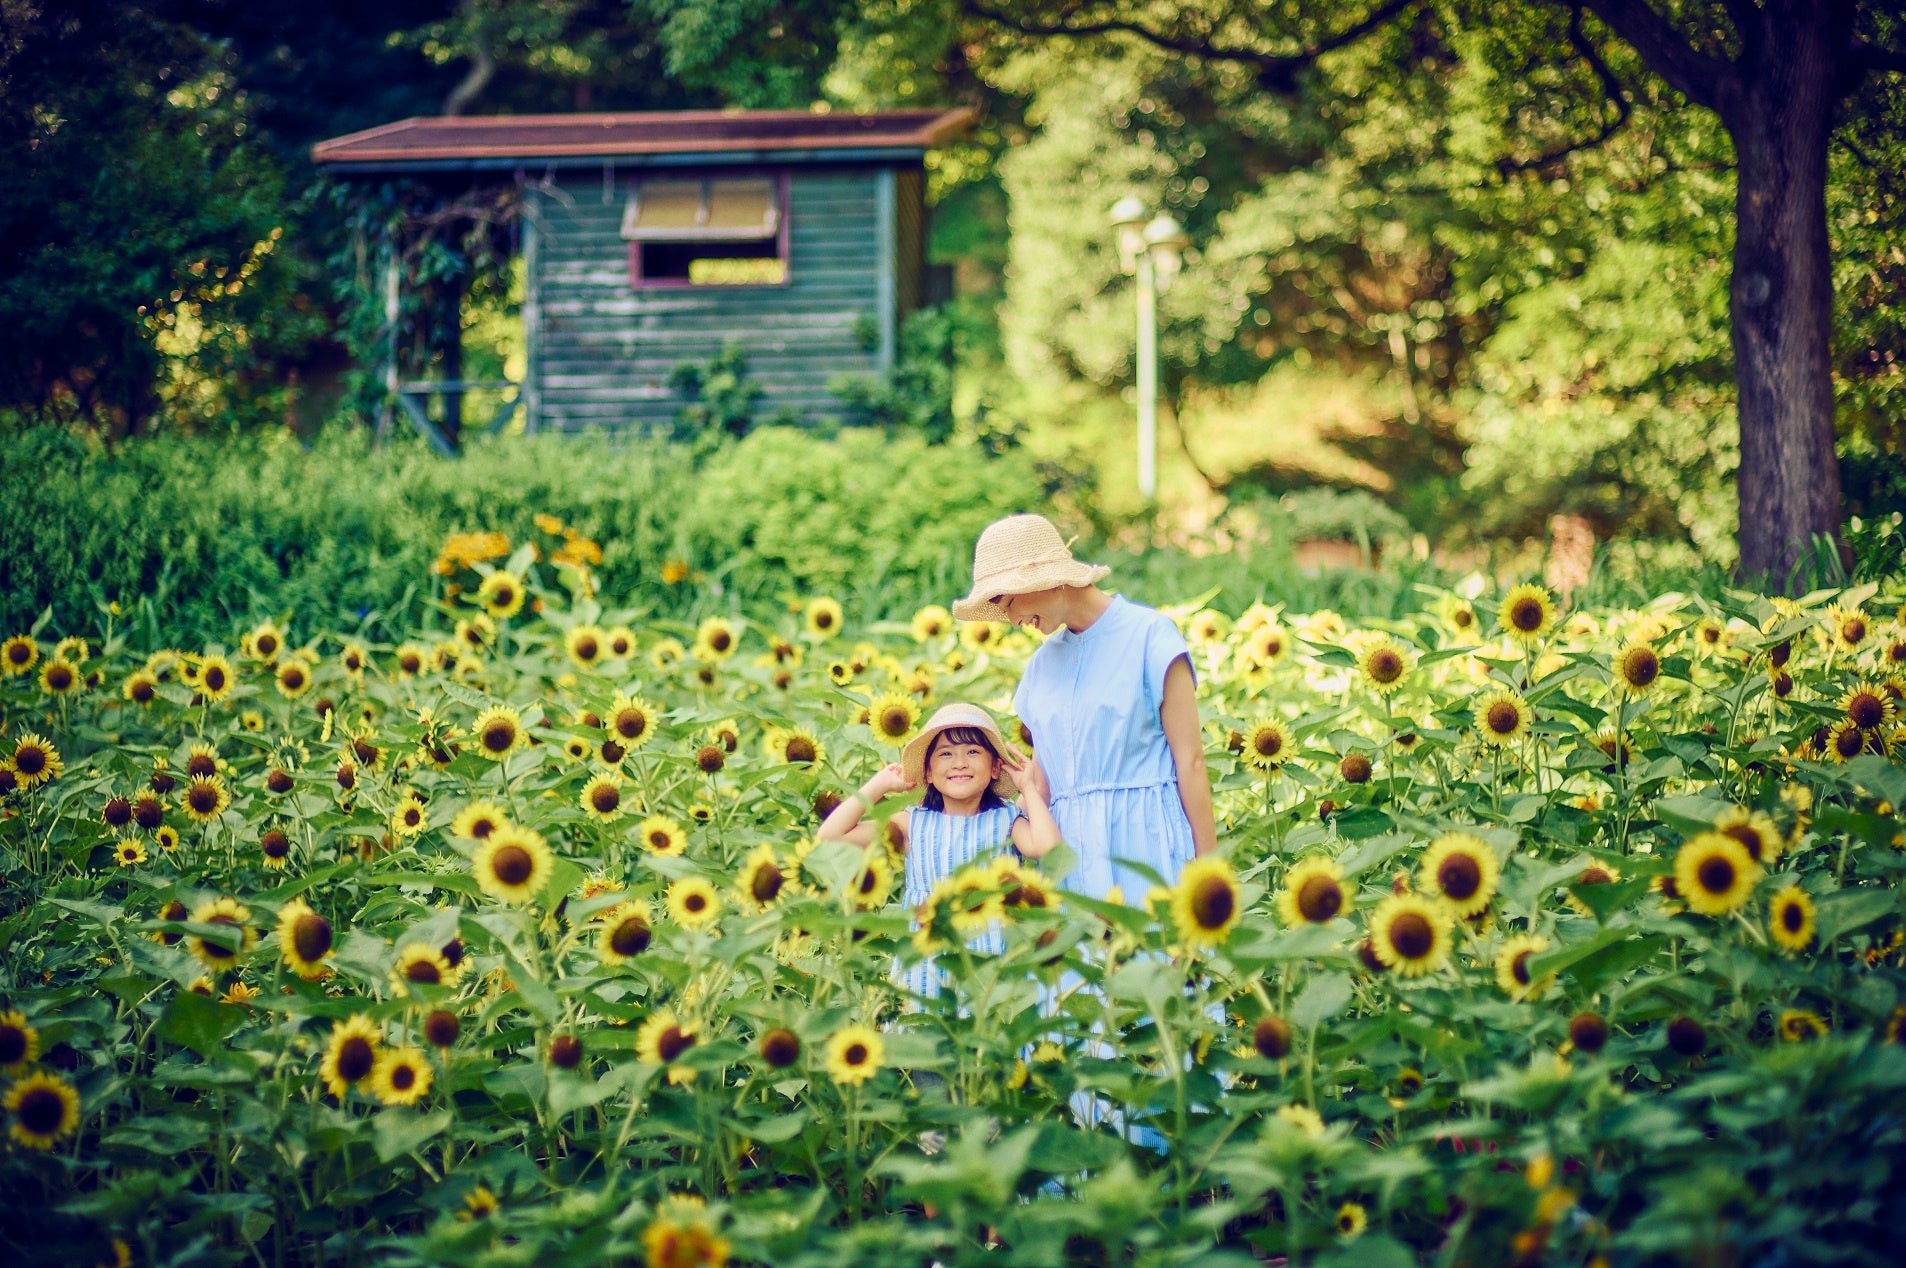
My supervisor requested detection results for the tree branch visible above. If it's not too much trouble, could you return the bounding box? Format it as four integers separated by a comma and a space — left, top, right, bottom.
958, 0, 1422, 93
1496, 4, 1633, 177
1575, 0, 1731, 110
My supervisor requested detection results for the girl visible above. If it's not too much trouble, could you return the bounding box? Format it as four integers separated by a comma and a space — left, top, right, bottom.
950, 513, 1218, 901
818, 702, 1060, 996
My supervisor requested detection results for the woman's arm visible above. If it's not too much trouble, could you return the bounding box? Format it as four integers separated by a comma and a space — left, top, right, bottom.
817, 762, 910, 849
1160, 656, 1219, 856
1002, 750, 1062, 858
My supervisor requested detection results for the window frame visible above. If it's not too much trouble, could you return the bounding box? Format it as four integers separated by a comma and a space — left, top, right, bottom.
624, 171, 792, 291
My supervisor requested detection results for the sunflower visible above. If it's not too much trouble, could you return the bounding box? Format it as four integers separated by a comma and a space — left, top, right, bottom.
320, 1015, 381, 1098
597, 903, 653, 964
451, 800, 509, 841
580, 774, 625, 823
337, 641, 369, 681
8, 734, 64, 791
121, 669, 159, 704
392, 942, 455, 993
1, 634, 38, 677
851, 851, 895, 910
371, 1047, 434, 1107
1563, 861, 1623, 916
1712, 806, 1783, 865
0, 1010, 38, 1073
393, 642, 429, 677
388, 791, 429, 838
1473, 690, 1532, 747
1357, 638, 1412, 694
825, 1024, 885, 1087
1824, 718, 1873, 762
268, 656, 312, 699
736, 845, 789, 912
1335, 1202, 1368, 1240
180, 775, 231, 825
639, 815, 687, 857
1338, 751, 1375, 784
1672, 831, 1762, 916
184, 743, 220, 779
1241, 718, 1292, 773
1826, 603, 1868, 651
803, 596, 844, 640
1367, 894, 1452, 977
1841, 681, 1896, 732
635, 1009, 699, 1067
423, 1009, 461, 1049
1498, 583, 1557, 646
1613, 642, 1663, 696
277, 898, 334, 979
1171, 856, 1243, 948
477, 569, 527, 619
695, 616, 740, 661
642, 1194, 729, 1268
604, 694, 658, 751
194, 653, 236, 702
38, 658, 79, 696
187, 897, 255, 970
113, 838, 148, 867
471, 705, 528, 761
911, 605, 952, 642
5, 1071, 80, 1150
565, 623, 607, 669
668, 877, 722, 929
1589, 729, 1636, 771
649, 637, 687, 670
154, 824, 181, 853
938, 867, 1003, 934
1768, 884, 1816, 952
1779, 1009, 1827, 1042
768, 727, 824, 766
1275, 856, 1347, 926
866, 691, 920, 746
472, 825, 554, 904
826, 660, 855, 687
1494, 933, 1554, 1000
1418, 832, 1501, 917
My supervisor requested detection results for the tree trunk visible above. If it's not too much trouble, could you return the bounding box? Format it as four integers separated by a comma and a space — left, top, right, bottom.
1719, 2, 1848, 590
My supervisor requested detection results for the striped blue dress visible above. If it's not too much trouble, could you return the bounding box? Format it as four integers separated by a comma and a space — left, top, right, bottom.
896, 802, 1021, 1001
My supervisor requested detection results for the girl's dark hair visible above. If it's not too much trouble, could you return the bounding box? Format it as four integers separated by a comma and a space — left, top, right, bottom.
920, 725, 1009, 812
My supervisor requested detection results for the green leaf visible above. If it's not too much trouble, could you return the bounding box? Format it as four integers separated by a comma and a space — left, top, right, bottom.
1290, 972, 1353, 1029
371, 1109, 454, 1163
155, 990, 243, 1061
1814, 888, 1898, 946
1313, 1235, 1416, 1268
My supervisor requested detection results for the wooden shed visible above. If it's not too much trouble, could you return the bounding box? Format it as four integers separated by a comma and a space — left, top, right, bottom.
314, 108, 972, 444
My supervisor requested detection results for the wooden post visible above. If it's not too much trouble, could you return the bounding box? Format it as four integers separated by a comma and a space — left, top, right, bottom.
521, 185, 542, 434
379, 238, 400, 444
874, 167, 897, 376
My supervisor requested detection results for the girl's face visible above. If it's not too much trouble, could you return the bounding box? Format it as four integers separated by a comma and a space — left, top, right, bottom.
926, 734, 1001, 800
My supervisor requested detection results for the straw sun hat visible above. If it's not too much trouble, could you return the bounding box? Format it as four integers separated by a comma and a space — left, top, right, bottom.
900, 702, 1017, 798
950, 514, 1110, 624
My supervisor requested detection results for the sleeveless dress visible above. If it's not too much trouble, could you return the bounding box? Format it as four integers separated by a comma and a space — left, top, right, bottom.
1012, 594, 1196, 900
896, 802, 1022, 1000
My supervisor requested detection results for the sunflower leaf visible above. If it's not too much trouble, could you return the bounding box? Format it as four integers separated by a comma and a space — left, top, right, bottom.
372, 1109, 455, 1163
1814, 888, 1898, 946
1291, 973, 1352, 1029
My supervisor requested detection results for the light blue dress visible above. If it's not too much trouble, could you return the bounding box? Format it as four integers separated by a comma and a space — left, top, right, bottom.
1013, 594, 1196, 900
896, 802, 1022, 1000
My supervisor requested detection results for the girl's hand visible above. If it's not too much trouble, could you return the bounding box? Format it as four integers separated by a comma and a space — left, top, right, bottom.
1000, 749, 1048, 803
865, 763, 910, 798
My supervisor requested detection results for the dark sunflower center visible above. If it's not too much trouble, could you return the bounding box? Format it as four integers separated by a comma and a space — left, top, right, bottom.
1835, 727, 1865, 758
282, 666, 306, 688
1623, 651, 1659, 686
188, 784, 219, 813
1569, 1014, 1608, 1052
1580, 866, 1612, 886
1511, 599, 1544, 631
425, 1011, 460, 1046
1722, 825, 1764, 860
399, 653, 421, 673
843, 1042, 868, 1066
1389, 912, 1434, 958
1005, 884, 1046, 908
1340, 754, 1372, 783
1781, 901, 1806, 932
786, 737, 817, 763
1254, 730, 1283, 758
649, 830, 672, 850
761, 1030, 799, 1067
482, 722, 516, 753
591, 785, 620, 813
1368, 650, 1403, 683
267, 769, 294, 793
202, 667, 226, 690
879, 707, 910, 735
46, 665, 73, 690
131, 679, 155, 702
658, 1027, 694, 1062
615, 710, 648, 740
199, 915, 240, 959
1842, 618, 1866, 644
1696, 855, 1737, 894
0, 1025, 26, 1064
262, 830, 290, 858
574, 637, 599, 660
1253, 1016, 1292, 1059
469, 817, 496, 840
491, 585, 514, 607
1486, 702, 1521, 734
1296, 875, 1342, 923
103, 797, 131, 826
751, 867, 784, 904
293, 914, 332, 962
186, 754, 217, 778
491, 845, 534, 885
390, 1064, 416, 1090
16, 1087, 63, 1134
337, 1037, 374, 1082
601, 740, 626, 763
857, 868, 879, 897
1191, 877, 1235, 929
697, 745, 725, 772
1438, 854, 1482, 900
4, 644, 27, 665
1454, 609, 1475, 628
611, 918, 651, 956
1848, 693, 1885, 729
709, 630, 732, 652
684, 892, 707, 913
1511, 951, 1533, 985
405, 958, 442, 985
15, 746, 46, 775
817, 612, 835, 629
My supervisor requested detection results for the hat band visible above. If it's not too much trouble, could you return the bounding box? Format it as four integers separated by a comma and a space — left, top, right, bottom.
970, 552, 1088, 595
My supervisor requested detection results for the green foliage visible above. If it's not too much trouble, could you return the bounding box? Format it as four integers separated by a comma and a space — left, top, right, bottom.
669, 341, 770, 453
830, 308, 960, 443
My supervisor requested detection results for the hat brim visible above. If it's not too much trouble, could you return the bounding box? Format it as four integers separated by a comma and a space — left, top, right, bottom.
952, 560, 1111, 624
901, 718, 1017, 799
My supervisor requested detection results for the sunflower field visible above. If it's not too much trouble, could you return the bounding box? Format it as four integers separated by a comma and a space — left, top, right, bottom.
2, 536, 1905, 1268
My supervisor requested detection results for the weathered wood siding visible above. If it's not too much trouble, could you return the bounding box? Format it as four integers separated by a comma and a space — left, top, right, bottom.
528, 163, 915, 432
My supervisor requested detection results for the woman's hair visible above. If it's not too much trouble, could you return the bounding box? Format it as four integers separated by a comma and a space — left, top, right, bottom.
920, 725, 1009, 812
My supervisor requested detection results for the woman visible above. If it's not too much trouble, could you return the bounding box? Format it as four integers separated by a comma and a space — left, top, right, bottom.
951, 513, 1217, 900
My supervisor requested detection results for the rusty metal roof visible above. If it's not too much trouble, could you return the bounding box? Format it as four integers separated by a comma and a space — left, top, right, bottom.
313, 108, 973, 170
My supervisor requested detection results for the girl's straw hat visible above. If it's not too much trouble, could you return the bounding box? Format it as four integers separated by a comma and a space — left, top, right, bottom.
901, 702, 1016, 797
951, 514, 1110, 623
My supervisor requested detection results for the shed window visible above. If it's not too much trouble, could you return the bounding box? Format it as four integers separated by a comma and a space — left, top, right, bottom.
622, 177, 787, 286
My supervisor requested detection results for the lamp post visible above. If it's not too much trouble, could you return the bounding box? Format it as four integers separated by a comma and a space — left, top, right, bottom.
1110, 196, 1189, 501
